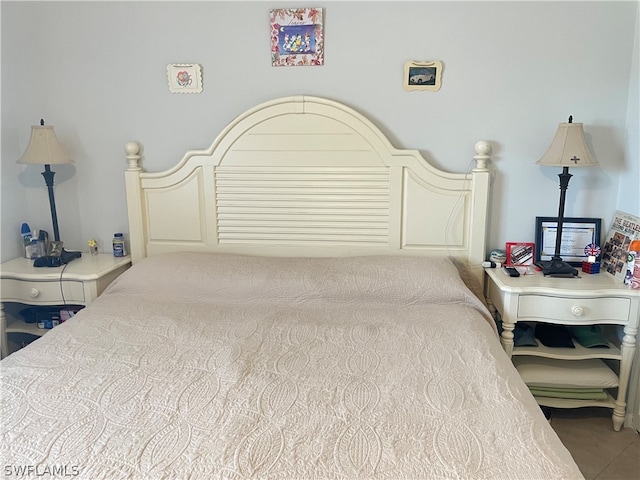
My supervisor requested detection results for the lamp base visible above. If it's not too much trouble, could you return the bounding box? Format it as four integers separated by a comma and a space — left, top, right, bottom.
61, 249, 82, 263
33, 250, 82, 268
536, 258, 578, 277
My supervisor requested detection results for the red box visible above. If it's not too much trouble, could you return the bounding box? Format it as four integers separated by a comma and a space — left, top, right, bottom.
505, 242, 535, 266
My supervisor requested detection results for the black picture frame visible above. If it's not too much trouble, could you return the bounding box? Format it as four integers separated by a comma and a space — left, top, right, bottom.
535, 217, 602, 266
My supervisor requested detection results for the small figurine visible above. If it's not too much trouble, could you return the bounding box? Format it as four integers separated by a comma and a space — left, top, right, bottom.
88, 239, 98, 256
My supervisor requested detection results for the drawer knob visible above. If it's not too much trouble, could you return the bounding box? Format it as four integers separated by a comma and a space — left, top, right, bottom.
571, 306, 584, 317
29, 288, 40, 298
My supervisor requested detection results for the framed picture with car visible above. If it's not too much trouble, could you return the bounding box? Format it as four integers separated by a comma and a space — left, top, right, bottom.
403, 60, 443, 92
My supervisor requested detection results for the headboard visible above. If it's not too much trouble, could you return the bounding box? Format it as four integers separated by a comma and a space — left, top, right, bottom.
124, 95, 492, 283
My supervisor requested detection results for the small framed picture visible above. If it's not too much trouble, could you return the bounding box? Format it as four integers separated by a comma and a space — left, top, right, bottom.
49, 241, 64, 257
167, 64, 203, 93
535, 217, 602, 266
506, 242, 535, 266
270, 8, 324, 67
403, 60, 443, 92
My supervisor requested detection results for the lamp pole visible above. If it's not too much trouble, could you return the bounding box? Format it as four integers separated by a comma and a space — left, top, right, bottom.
552, 166, 572, 261
41, 164, 61, 242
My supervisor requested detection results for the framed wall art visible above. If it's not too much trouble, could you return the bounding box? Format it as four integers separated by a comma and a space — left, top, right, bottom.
535, 216, 602, 266
403, 61, 443, 92
167, 64, 203, 93
270, 7, 324, 67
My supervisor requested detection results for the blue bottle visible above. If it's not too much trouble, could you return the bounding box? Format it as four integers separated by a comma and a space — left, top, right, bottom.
112, 233, 126, 257
21, 223, 31, 257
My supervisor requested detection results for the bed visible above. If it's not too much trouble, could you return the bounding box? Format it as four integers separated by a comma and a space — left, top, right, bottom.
1, 96, 583, 479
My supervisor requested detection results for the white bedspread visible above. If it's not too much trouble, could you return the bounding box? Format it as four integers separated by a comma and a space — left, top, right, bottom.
1, 253, 583, 479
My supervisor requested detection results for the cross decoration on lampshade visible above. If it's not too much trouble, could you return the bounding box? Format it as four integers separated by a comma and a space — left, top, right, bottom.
18, 119, 73, 243
535, 116, 598, 277
536, 116, 598, 168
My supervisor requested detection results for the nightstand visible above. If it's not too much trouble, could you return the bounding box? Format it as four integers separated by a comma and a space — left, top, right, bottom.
0, 254, 131, 358
485, 268, 640, 431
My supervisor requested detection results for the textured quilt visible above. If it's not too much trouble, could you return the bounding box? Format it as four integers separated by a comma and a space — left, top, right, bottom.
1, 253, 583, 479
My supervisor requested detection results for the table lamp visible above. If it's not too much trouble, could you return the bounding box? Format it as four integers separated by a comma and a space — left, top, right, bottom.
536, 116, 598, 277
17, 120, 80, 264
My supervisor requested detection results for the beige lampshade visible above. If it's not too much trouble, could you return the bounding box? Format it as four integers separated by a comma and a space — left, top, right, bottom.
17, 123, 73, 165
536, 121, 598, 167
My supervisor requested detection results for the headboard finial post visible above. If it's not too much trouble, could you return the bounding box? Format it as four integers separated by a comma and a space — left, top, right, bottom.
473, 141, 491, 171
125, 141, 142, 171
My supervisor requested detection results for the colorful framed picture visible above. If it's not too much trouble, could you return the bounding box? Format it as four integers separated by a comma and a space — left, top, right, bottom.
270, 8, 324, 67
535, 217, 601, 266
403, 61, 443, 92
167, 64, 202, 93
505, 242, 535, 266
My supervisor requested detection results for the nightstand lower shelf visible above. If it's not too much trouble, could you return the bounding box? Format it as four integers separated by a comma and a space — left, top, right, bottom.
534, 392, 616, 410
513, 341, 621, 360
4, 332, 40, 354
1, 302, 84, 356
3, 302, 47, 336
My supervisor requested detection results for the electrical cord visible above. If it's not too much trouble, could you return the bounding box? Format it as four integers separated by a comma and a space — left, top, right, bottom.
444, 158, 476, 261
59, 262, 70, 306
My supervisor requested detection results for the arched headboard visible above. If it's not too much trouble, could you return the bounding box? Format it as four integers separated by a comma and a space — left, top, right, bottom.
124, 95, 492, 282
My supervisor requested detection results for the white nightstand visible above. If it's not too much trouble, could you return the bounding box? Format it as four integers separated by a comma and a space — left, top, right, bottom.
0, 254, 131, 358
485, 267, 640, 431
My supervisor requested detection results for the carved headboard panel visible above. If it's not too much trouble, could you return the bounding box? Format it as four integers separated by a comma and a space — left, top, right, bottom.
124, 95, 491, 282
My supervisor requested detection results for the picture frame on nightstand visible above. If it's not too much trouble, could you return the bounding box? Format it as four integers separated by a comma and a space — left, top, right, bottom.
535, 217, 601, 266
505, 242, 535, 266
601, 210, 640, 280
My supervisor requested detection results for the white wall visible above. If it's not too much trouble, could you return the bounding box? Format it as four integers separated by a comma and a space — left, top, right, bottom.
1, 1, 638, 261
620, 3, 640, 216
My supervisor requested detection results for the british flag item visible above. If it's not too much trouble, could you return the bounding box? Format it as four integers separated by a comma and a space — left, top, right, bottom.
584, 243, 601, 257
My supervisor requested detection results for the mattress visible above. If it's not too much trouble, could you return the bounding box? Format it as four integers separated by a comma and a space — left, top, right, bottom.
0, 253, 583, 479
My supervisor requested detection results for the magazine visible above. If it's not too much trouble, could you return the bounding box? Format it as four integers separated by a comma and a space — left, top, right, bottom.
601, 210, 640, 280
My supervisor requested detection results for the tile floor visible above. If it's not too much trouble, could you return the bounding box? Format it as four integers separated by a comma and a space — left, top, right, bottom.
549, 408, 639, 480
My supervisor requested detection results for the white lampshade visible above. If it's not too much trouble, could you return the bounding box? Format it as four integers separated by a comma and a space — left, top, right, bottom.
536, 120, 598, 167
18, 123, 73, 165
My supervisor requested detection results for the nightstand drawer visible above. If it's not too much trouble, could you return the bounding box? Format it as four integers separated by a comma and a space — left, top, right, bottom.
1, 279, 85, 304
517, 295, 630, 323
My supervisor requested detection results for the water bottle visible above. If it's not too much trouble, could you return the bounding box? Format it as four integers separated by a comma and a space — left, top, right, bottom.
112, 233, 126, 257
